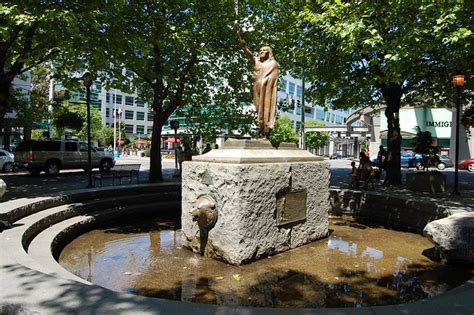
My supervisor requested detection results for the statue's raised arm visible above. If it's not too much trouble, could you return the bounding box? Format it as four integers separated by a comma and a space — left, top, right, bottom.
235, 25, 255, 65
234, 24, 279, 139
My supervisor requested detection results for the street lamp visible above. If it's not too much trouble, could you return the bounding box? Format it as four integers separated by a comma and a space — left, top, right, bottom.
451, 73, 465, 196
82, 72, 94, 188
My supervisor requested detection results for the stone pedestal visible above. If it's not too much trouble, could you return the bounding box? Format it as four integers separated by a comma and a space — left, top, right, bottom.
406, 172, 446, 193
181, 139, 330, 265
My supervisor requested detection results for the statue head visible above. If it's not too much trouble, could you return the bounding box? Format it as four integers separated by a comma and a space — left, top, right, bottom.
259, 46, 273, 62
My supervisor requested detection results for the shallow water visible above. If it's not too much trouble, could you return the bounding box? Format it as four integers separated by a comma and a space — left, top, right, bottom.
58, 215, 473, 308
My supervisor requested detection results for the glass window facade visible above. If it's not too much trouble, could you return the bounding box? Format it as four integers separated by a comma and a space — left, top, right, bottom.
125, 124, 134, 133
316, 109, 325, 120
279, 79, 287, 92
288, 82, 295, 96
136, 111, 145, 120
296, 85, 302, 98
136, 99, 145, 107
125, 96, 134, 106
125, 110, 134, 120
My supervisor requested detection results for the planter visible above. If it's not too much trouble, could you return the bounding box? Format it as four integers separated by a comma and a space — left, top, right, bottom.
406, 172, 446, 193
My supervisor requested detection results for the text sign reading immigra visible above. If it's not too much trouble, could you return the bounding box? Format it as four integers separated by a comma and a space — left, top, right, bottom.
276, 190, 307, 226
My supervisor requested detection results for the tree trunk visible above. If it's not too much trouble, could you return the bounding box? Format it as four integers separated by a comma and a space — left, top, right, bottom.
383, 83, 403, 185
149, 114, 164, 182
0, 79, 12, 132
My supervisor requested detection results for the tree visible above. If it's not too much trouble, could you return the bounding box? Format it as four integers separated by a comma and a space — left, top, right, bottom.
0, 2, 98, 147
80, 1, 268, 182
305, 120, 330, 150
176, 102, 257, 144
52, 101, 102, 141
276, 1, 473, 184
269, 115, 298, 147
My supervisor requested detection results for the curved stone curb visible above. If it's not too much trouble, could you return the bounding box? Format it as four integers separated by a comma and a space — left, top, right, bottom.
1, 185, 473, 314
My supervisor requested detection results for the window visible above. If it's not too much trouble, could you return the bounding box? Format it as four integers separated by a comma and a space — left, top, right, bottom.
279, 79, 287, 92
91, 99, 101, 110
316, 109, 325, 120
296, 85, 302, 98
106, 108, 110, 118
147, 126, 153, 134
148, 112, 154, 121
136, 112, 145, 121
65, 142, 78, 152
136, 125, 145, 134
39, 141, 61, 151
0, 151, 6, 157
125, 96, 134, 106
106, 92, 111, 103
125, 124, 134, 133
125, 110, 134, 120
94, 82, 102, 91
115, 94, 122, 104
335, 115, 343, 124
288, 82, 295, 96
79, 143, 88, 152
136, 99, 145, 107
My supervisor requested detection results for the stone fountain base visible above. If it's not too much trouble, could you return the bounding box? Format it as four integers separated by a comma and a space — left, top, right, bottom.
181, 139, 330, 265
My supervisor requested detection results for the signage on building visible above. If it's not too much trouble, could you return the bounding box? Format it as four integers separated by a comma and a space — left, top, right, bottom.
380, 108, 452, 138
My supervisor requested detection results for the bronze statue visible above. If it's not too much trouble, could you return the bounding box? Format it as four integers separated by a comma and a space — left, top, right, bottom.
235, 25, 279, 139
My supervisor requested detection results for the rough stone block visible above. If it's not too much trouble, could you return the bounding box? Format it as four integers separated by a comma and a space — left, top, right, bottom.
406, 173, 446, 193
181, 140, 330, 265
423, 212, 474, 264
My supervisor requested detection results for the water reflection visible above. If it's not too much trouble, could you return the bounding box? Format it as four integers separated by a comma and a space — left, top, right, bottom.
59, 216, 473, 308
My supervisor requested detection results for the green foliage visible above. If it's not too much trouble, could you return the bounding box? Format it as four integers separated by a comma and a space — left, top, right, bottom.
144, 147, 151, 157
0, 2, 101, 120
269, 0, 473, 184
413, 127, 439, 156
31, 129, 45, 140
461, 105, 474, 138
52, 101, 102, 140
96, 126, 114, 147
269, 115, 298, 147
305, 120, 330, 149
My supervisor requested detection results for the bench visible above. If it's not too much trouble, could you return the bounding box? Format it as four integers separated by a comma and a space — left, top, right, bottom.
93, 164, 140, 187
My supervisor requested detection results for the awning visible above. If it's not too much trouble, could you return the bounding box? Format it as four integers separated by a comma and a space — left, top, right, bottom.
136, 139, 147, 145
164, 137, 181, 143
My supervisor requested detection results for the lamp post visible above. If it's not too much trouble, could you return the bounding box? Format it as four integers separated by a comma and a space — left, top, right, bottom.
170, 120, 180, 177
451, 73, 465, 196
82, 72, 94, 188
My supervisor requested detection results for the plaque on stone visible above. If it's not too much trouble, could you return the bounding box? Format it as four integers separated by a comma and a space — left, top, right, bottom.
276, 190, 307, 226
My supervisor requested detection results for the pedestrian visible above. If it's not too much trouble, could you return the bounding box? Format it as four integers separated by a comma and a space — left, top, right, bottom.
202, 143, 212, 154
177, 146, 185, 175
350, 161, 358, 188
361, 156, 374, 190
377, 145, 387, 182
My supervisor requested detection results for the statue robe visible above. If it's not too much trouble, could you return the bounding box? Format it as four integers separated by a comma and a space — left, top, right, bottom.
252, 57, 279, 137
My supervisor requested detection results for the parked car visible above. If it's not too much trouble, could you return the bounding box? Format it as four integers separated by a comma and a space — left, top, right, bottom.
400, 151, 423, 168
14, 139, 115, 175
436, 155, 454, 170
459, 158, 474, 172
0, 149, 14, 172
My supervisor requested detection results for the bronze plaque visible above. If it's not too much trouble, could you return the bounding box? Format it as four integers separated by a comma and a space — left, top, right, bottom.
276, 190, 307, 226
